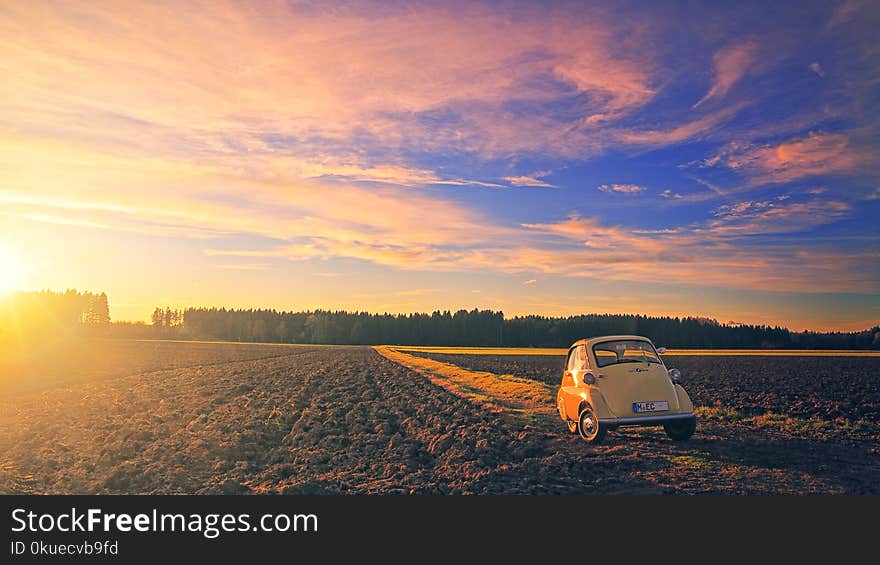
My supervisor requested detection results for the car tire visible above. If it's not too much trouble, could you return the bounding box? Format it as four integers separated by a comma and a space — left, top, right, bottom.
664, 417, 697, 441
565, 420, 578, 434
577, 405, 606, 444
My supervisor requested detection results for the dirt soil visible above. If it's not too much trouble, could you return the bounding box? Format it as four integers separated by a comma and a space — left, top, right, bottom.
409, 352, 880, 422
1, 342, 878, 494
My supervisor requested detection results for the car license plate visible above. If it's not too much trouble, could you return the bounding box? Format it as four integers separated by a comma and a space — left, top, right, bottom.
633, 401, 669, 413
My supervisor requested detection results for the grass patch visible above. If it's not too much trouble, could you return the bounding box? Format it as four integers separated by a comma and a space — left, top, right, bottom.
393, 346, 566, 356
668, 455, 714, 470
748, 412, 879, 438
695, 405, 744, 421
374, 346, 555, 413
695, 404, 878, 439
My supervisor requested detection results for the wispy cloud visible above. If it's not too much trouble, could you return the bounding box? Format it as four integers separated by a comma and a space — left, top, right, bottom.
0, 132, 516, 259
213, 263, 271, 271
829, 0, 868, 26
598, 183, 646, 194
660, 189, 683, 199
1, 212, 112, 231
515, 197, 866, 292
504, 171, 556, 188
809, 62, 825, 78
2, 130, 871, 297
693, 42, 757, 108
523, 279, 537, 285
394, 288, 441, 297
616, 103, 747, 146
705, 133, 865, 184
0, 2, 662, 162
707, 198, 850, 235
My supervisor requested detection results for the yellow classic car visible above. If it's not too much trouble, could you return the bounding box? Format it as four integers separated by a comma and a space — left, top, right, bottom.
556, 336, 696, 444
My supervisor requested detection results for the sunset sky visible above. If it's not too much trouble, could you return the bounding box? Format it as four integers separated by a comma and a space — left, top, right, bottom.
1, 0, 878, 331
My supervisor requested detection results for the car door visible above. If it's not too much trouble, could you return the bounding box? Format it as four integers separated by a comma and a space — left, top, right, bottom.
591, 340, 678, 418
557, 346, 581, 420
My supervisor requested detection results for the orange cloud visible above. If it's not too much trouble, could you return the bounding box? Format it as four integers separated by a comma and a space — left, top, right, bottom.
0, 132, 513, 252
711, 133, 864, 183
616, 103, 747, 145
693, 42, 757, 108
554, 55, 655, 124
0, 2, 659, 160
1, 129, 870, 296
706, 198, 850, 235
512, 201, 865, 292
503, 172, 556, 188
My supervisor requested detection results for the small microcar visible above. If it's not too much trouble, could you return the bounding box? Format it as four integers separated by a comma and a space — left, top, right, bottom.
556, 336, 696, 443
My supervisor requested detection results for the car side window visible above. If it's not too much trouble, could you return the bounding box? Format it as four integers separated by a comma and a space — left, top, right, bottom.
569, 345, 587, 371
566, 348, 579, 372
576, 345, 589, 370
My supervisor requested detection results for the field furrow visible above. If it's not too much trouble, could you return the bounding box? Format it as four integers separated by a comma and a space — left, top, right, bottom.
2, 340, 878, 494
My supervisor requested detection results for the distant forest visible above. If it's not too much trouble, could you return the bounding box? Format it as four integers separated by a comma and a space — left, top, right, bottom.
0, 290, 109, 342
149, 306, 880, 350
2, 290, 877, 349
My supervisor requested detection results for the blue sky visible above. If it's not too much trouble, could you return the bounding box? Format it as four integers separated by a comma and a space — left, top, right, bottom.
0, 0, 877, 330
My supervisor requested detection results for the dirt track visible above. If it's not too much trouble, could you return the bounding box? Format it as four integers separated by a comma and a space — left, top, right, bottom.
1, 344, 878, 494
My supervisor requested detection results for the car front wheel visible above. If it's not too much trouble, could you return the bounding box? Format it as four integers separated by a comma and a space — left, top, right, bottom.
664, 417, 696, 441
578, 405, 606, 444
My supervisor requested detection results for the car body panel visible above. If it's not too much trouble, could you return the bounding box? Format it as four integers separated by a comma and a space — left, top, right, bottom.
594, 360, 677, 418
558, 383, 613, 422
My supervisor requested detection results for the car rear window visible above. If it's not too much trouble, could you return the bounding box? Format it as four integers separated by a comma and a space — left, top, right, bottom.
592, 340, 661, 367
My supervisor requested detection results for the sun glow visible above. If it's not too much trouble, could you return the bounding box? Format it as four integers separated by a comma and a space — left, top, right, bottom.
0, 244, 27, 293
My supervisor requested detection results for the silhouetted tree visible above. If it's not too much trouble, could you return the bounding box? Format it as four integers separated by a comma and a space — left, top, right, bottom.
151, 308, 165, 328
0, 289, 113, 341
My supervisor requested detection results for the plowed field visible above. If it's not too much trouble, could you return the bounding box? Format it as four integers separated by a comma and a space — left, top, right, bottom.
2, 341, 877, 494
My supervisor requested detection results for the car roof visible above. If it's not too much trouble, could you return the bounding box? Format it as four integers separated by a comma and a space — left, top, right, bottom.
569, 335, 654, 348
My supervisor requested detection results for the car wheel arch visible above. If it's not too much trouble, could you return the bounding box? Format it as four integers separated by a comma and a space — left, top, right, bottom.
577, 399, 592, 415
673, 383, 695, 413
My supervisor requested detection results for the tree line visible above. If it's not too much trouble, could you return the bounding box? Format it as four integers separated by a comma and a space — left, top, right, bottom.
151, 306, 880, 349
0, 290, 109, 342
4, 290, 876, 349
152, 307, 506, 346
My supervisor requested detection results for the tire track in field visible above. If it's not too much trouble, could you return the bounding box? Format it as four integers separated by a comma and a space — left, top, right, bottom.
374, 346, 555, 415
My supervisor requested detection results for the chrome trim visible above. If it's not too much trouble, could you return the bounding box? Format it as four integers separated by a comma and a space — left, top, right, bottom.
599, 413, 695, 426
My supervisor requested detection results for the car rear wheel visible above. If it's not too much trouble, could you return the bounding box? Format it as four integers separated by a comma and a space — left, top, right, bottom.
664, 417, 696, 441
578, 405, 606, 444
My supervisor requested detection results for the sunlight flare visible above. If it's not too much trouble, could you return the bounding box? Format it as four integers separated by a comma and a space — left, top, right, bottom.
0, 244, 27, 293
